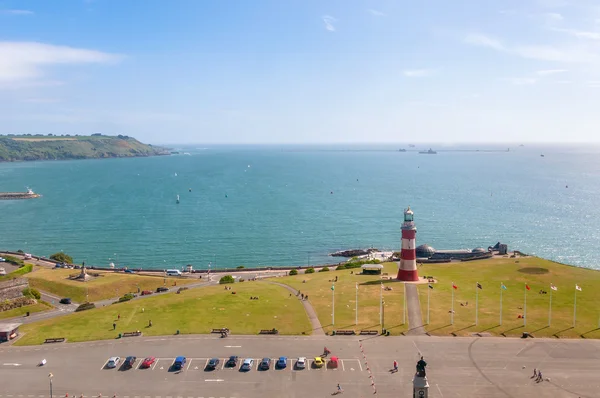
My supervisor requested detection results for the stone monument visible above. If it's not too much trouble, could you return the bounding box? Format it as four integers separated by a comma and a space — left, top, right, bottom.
413, 356, 429, 398
74, 265, 92, 282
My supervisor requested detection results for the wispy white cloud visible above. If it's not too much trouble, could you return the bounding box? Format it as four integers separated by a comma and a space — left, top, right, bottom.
502, 77, 538, 85
535, 69, 568, 75
552, 27, 600, 40
536, 0, 569, 8
322, 15, 336, 32
543, 12, 564, 24
0, 9, 33, 15
464, 33, 505, 50
403, 69, 436, 77
0, 41, 121, 87
368, 9, 385, 17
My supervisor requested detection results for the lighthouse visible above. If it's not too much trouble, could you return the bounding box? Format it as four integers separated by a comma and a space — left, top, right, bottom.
397, 206, 419, 281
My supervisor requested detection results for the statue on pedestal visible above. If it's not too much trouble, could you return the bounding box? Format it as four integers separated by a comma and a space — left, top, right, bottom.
416, 356, 427, 378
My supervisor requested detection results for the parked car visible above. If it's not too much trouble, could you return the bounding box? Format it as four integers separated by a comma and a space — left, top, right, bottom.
141, 290, 153, 296
59, 298, 72, 305
0, 257, 5, 262
106, 356, 120, 369
276, 357, 287, 369
206, 358, 220, 370
313, 357, 324, 368
123, 356, 137, 369
226, 356, 239, 367
259, 357, 272, 370
172, 356, 186, 371
0, 268, 6, 276
140, 357, 156, 369
240, 358, 254, 371
124, 269, 135, 274
156, 287, 169, 293
296, 357, 306, 369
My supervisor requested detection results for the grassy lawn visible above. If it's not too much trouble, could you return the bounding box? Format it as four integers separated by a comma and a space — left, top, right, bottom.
26, 268, 196, 303
0, 301, 53, 320
417, 256, 600, 339
278, 264, 407, 335
15, 281, 310, 345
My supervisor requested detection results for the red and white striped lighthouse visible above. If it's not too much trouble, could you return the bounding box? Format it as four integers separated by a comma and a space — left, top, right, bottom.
397, 206, 419, 281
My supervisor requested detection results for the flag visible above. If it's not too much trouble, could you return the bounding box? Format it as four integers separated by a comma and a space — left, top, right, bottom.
452, 283, 458, 290
551, 284, 557, 291
428, 284, 434, 289
477, 282, 483, 290
331, 284, 335, 291
525, 284, 530, 291
576, 284, 582, 291
501, 283, 507, 290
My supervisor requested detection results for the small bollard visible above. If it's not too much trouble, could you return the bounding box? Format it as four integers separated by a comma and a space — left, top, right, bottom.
176, 329, 180, 335
118, 333, 122, 339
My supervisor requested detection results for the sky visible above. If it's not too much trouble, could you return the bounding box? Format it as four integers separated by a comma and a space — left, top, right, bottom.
1, 0, 600, 144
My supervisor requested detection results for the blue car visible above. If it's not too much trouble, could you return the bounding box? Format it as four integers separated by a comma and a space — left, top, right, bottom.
124, 269, 135, 274
276, 356, 287, 369
173, 356, 186, 371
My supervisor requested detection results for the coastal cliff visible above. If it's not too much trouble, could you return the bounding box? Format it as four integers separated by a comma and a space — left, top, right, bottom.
0, 134, 169, 162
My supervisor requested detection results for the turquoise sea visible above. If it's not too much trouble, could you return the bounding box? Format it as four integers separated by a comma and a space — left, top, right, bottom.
1, 144, 599, 270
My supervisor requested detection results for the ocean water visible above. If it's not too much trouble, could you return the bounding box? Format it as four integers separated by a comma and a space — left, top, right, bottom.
1, 144, 599, 270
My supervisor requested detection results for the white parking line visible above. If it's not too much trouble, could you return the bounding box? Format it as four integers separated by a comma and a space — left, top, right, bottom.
187, 359, 194, 371
100, 358, 110, 370
341, 360, 345, 371
221, 359, 225, 370
152, 358, 161, 370
204, 358, 209, 370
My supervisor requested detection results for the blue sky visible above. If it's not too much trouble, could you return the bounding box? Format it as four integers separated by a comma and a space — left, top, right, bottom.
1, 0, 600, 144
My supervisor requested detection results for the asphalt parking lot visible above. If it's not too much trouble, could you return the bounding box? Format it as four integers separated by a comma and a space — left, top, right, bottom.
1, 334, 600, 398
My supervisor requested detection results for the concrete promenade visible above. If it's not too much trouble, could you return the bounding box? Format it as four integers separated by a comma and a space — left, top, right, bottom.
1, 334, 599, 398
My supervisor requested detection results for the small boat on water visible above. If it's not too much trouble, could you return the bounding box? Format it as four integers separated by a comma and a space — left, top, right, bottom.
540, 154, 545, 157
398, 149, 407, 152
419, 148, 437, 154
176, 195, 180, 204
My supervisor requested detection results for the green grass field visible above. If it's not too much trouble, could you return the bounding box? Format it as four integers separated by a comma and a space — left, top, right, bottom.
417, 256, 600, 338
15, 281, 311, 345
279, 265, 407, 335
26, 268, 196, 303
0, 301, 53, 320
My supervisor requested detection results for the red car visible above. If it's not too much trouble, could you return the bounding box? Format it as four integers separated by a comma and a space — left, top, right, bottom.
141, 290, 153, 296
140, 357, 156, 369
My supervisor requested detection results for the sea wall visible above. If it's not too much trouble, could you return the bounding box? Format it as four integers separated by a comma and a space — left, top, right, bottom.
0, 278, 28, 300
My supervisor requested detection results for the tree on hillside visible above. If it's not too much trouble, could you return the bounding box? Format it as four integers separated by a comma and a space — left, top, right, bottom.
50, 252, 73, 264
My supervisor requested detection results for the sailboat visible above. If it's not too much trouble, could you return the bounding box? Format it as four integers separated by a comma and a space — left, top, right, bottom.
176, 195, 180, 204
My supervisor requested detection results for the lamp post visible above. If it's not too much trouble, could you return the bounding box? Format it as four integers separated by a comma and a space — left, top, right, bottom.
48, 373, 53, 398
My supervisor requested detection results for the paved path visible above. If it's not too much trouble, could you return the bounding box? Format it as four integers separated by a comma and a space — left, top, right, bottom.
405, 283, 426, 335
269, 282, 325, 336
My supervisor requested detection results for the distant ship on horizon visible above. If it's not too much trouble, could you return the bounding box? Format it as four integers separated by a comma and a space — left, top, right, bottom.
419, 148, 437, 155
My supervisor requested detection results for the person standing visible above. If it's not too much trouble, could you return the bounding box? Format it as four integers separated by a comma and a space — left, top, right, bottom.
113, 322, 116, 330
532, 368, 537, 379
393, 360, 398, 372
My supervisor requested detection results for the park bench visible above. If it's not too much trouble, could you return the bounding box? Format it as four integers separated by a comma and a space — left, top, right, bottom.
259, 329, 279, 335
44, 337, 65, 343
334, 330, 355, 335
211, 328, 229, 334
122, 331, 142, 337
359, 330, 378, 336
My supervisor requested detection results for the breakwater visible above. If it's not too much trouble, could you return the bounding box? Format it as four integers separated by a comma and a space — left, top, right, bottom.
0, 192, 40, 200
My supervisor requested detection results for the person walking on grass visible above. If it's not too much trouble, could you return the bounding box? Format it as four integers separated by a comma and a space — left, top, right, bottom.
113, 323, 116, 330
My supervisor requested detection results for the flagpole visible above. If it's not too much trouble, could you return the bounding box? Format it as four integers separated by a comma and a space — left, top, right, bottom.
451, 282, 454, 325
475, 282, 479, 326
427, 285, 430, 325
332, 284, 335, 326
500, 282, 503, 326
379, 283, 383, 326
403, 284, 406, 325
355, 283, 358, 326
524, 285, 527, 327
548, 286, 552, 327
573, 288, 577, 328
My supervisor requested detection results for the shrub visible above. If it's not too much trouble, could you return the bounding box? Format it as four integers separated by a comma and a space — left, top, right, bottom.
117, 293, 135, 303
22, 287, 41, 300
0, 297, 36, 311
239, 278, 245, 282
50, 252, 73, 264
17, 249, 24, 253
3, 255, 24, 267
0, 264, 33, 281
236, 265, 245, 269
305, 267, 315, 274
289, 269, 298, 276
318, 267, 330, 272
75, 302, 96, 312
336, 264, 347, 270
219, 275, 235, 284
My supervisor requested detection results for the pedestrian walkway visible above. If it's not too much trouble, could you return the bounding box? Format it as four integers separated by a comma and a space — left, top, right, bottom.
405, 283, 425, 335
269, 282, 325, 335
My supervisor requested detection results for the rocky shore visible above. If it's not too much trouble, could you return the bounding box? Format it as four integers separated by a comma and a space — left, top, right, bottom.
0, 192, 41, 200
330, 248, 380, 257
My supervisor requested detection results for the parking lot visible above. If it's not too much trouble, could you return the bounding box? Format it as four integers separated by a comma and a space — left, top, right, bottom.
2, 334, 600, 397
100, 356, 363, 372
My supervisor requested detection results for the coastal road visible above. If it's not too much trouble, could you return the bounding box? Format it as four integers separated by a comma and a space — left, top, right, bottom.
1, 335, 599, 398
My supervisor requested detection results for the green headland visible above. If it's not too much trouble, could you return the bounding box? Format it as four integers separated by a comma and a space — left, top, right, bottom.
0, 134, 168, 162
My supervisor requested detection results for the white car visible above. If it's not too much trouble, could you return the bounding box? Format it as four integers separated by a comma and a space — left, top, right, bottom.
296, 357, 306, 369
0, 268, 6, 276
0, 257, 5, 262
106, 356, 120, 368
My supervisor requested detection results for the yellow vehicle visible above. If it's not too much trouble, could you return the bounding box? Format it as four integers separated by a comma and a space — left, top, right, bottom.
313, 357, 324, 368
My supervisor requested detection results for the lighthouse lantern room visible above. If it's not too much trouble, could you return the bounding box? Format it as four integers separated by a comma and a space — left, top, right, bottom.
397, 206, 420, 281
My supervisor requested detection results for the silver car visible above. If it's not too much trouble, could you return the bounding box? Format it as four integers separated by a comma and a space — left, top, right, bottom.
106, 356, 120, 368
240, 358, 254, 371
296, 357, 306, 369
